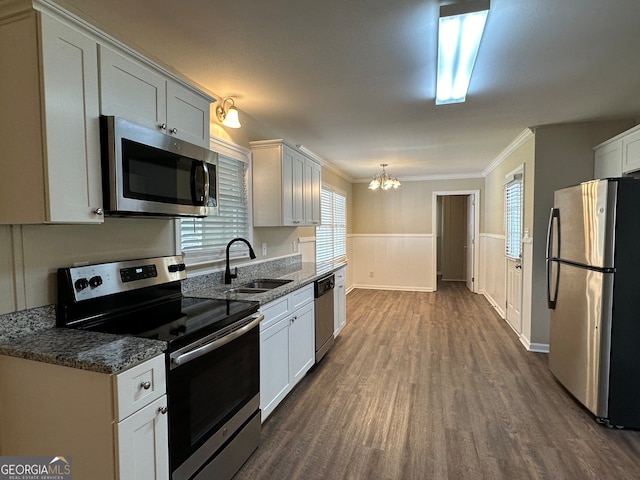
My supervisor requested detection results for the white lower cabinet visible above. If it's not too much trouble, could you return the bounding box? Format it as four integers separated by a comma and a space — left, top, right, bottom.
260, 284, 315, 421
117, 396, 169, 480
0, 353, 169, 480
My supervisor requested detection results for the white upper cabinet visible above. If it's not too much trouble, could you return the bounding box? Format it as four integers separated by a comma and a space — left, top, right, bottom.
0, 11, 103, 224
594, 124, 640, 178
251, 140, 322, 227
621, 128, 640, 174
99, 45, 211, 147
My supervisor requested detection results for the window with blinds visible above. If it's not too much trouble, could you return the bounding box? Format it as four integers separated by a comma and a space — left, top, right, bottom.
505, 174, 523, 259
316, 187, 346, 263
180, 155, 250, 262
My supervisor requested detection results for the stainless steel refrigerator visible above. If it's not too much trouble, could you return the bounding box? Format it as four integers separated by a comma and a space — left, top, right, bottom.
546, 177, 640, 428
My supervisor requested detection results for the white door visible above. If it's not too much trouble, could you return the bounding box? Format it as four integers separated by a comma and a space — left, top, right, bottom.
506, 257, 522, 332
465, 195, 475, 292
504, 172, 523, 333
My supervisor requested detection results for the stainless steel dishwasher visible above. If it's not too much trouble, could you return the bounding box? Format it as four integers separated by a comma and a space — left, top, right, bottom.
314, 274, 335, 363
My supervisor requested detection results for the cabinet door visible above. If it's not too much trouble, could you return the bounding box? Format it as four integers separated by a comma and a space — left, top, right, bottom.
99, 45, 168, 131
117, 395, 169, 480
260, 318, 291, 421
166, 82, 210, 147
622, 129, 640, 174
304, 159, 322, 226
289, 301, 315, 387
594, 140, 622, 178
40, 13, 103, 223
281, 145, 305, 226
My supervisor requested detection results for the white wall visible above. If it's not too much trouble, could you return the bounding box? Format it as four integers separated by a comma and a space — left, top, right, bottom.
478, 234, 506, 318
351, 234, 434, 291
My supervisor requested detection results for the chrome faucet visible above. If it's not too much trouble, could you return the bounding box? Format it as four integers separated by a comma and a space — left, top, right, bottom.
224, 238, 257, 284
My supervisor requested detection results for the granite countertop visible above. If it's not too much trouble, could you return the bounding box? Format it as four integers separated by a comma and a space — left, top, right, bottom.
185, 261, 347, 304
0, 258, 347, 374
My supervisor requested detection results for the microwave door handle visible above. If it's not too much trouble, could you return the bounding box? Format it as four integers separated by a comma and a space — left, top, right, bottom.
190, 161, 209, 206
201, 160, 210, 206
170, 314, 263, 368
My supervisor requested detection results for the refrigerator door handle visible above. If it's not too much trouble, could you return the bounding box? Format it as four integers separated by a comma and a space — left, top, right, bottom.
547, 208, 560, 309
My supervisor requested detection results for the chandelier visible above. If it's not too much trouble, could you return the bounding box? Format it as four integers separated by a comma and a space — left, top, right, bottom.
368, 164, 401, 191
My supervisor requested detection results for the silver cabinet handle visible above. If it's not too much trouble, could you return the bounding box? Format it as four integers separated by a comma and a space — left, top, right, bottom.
169, 127, 178, 134
159, 123, 167, 131
158, 406, 168, 415
94, 207, 104, 216
141, 381, 151, 390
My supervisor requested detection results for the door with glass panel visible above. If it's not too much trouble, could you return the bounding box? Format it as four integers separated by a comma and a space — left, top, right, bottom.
505, 170, 523, 333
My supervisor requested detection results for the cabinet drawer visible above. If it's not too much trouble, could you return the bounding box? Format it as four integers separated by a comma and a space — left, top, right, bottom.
291, 283, 314, 310
334, 267, 346, 283
260, 295, 291, 331
115, 354, 166, 421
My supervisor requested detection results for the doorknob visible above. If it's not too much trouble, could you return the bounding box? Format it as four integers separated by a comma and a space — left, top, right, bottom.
515, 264, 522, 269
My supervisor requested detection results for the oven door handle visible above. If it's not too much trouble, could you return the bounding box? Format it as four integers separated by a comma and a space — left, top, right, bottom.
170, 313, 263, 368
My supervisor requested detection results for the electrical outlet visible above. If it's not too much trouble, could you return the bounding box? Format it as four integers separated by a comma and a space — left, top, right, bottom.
292, 241, 297, 252
369, 271, 374, 278
261, 243, 267, 256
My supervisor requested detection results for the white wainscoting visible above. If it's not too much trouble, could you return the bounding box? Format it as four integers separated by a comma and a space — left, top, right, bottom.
479, 234, 506, 318
351, 234, 434, 291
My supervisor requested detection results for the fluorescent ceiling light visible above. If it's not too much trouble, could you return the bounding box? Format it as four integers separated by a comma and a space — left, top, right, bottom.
436, 0, 490, 105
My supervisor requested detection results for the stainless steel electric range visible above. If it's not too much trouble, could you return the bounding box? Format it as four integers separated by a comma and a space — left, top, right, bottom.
56, 255, 262, 480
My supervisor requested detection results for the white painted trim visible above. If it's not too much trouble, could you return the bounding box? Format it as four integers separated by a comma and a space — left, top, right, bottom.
209, 136, 251, 162
298, 236, 316, 244
350, 233, 433, 238
482, 291, 506, 319
352, 285, 434, 293
519, 336, 550, 353
482, 128, 534, 177
298, 146, 355, 183
432, 190, 480, 293
480, 233, 506, 240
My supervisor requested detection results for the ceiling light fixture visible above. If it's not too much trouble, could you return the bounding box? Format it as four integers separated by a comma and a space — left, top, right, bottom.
436, 0, 490, 105
368, 164, 401, 191
216, 97, 242, 128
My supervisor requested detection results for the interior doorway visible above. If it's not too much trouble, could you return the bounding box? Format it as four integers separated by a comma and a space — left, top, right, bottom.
432, 190, 480, 293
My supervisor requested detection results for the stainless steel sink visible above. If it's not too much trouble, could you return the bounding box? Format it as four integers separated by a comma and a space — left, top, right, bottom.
227, 279, 292, 294
240, 279, 292, 290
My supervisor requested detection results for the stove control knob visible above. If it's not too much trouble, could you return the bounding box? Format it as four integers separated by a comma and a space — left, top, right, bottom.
74, 278, 89, 291
89, 276, 103, 288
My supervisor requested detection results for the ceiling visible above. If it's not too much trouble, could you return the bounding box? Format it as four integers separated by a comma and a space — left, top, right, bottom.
56, 0, 640, 181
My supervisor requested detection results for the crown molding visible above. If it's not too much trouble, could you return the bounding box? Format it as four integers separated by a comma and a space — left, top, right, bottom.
482, 128, 534, 177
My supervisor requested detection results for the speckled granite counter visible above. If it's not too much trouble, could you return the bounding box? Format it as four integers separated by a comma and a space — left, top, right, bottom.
0, 256, 346, 374
184, 260, 348, 305
0, 305, 166, 374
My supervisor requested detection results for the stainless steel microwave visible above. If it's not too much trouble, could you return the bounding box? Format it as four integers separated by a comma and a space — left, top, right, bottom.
99, 116, 218, 217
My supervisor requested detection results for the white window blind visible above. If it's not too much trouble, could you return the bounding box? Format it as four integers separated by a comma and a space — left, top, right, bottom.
505, 174, 523, 259
180, 155, 250, 262
316, 187, 346, 263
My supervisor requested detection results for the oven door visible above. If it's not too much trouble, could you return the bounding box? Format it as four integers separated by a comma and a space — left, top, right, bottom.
168, 314, 262, 480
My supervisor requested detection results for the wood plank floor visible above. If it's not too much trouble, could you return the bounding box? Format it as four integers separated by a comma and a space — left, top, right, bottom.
234, 283, 640, 479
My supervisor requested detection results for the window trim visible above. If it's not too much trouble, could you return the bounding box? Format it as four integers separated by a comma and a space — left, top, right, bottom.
174, 136, 253, 270
316, 183, 347, 264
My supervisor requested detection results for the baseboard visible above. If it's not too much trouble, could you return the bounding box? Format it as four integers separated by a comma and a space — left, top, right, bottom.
519, 336, 549, 353
351, 284, 434, 293
481, 290, 505, 319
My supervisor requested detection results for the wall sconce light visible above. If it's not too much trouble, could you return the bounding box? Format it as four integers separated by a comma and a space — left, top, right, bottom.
436, 0, 490, 105
216, 97, 242, 128
368, 164, 401, 191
